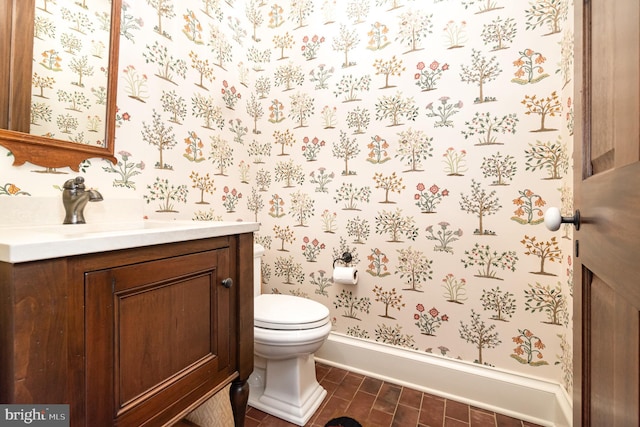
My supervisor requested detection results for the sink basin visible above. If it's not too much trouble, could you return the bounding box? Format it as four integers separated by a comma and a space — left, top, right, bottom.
0, 220, 259, 263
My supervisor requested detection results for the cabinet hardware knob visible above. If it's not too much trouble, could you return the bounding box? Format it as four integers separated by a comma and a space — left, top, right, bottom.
222, 278, 233, 288
544, 207, 581, 231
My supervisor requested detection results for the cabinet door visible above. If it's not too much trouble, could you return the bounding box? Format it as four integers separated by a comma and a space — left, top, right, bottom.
85, 248, 235, 427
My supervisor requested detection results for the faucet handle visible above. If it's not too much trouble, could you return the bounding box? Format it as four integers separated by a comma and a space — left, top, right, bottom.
63, 176, 85, 190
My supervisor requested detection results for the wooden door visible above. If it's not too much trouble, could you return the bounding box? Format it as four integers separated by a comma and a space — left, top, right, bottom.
85, 247, 233, 426
574, 0, 640, 425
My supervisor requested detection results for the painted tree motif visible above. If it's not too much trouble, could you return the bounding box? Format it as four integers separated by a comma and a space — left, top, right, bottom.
481, 17, 516, 51
459, 179, 501, 235
375, 209, 419, 243
414, 305, 448, 335
373, 172, 405, 203
146, 0, 175, 38
426, 222, 462, 253
289, 0, 313, 29
191, 93, 224, 129
367, 135, 391, 164
461, 243, 518, 280
524, 137, 568, 179
141, 110, 176, 170
246, 1, 264, 42
274, 62, 305, 91
161, 90, 187, 124
481, 286, 516, 321
332, 131, 361, 175
334, 74, 371, 102
61, 7, 94, 34
373, 56, 405, 89
442, 273, 468, 304
443, 147, 468, 176
367, 248, 391, 277
144, 177, 188, 213
249, 139, 271, 164
459, 310, 501, 365
374, 285, 404, 318
460, 49, 502, 103
525, 0, 568, 35
396, 9, 432, 53
289, 91, 314, 127
275, 159, 305, 187
289, 190, 314, 226
255, 168, 271, 192
396, 246, 432, 292
347, 0, 370, 24
208, 135, 233, 176
273, 225, 295, 251
332, 24, 360, 67
375, 324, 416, 349
32, 73, 55, 98
524, 282, 568, 326
209, 25, 233, 69
346, 217, 370, 244
334, 290, 371, 320
274, 255, 304, 285
246, 188, 263, 221
273, 128, 295, 155
375, 91, 419, 126
26, 103, 48, 128
68, 56, 94, 88
512, 189, 546, 225
481, 152, 517, 185
511, 329, 548, 366
57, 90, 90, 112
334, 183, 371, 210
521, 235, 561, 275
144, 41, 187, 83
396, 127, 432, 171
522, 91, 561, 131
346, 106, 370, 134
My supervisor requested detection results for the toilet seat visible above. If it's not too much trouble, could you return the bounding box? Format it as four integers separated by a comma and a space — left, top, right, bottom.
255, 294, 329, 330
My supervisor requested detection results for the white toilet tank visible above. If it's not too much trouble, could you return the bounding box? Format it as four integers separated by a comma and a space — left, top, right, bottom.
253, 243, 265, 297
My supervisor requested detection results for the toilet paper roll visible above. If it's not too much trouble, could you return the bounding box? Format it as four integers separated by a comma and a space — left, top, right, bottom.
333, 267, 359, 285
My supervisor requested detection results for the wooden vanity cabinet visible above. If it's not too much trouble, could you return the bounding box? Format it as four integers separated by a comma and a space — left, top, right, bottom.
0, 233, 254, 427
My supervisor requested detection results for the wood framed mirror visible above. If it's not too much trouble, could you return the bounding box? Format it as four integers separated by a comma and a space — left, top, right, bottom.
0, 0, 121, 172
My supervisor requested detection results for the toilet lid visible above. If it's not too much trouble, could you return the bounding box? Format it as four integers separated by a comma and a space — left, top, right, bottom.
254, 294, 330, 330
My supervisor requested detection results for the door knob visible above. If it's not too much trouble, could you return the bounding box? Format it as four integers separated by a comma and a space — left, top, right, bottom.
221, 278, 233, 288
544, 207, 580, 231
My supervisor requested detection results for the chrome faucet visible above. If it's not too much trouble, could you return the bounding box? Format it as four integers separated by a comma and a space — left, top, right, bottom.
62, 177, 103, 224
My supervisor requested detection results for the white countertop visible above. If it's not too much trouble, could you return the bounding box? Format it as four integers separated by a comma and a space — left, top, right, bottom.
0, 220, 260, 263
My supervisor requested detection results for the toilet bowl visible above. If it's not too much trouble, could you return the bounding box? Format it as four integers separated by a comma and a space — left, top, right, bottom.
248, 245, 331, 426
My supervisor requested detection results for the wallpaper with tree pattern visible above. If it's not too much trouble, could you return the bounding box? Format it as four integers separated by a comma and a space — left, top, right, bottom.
1, 0, 575, 395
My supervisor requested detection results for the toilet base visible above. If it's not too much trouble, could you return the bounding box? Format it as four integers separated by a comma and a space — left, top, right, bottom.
248, 354, 327, 426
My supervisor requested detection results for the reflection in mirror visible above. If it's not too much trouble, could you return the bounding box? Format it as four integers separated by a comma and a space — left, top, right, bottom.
0, 0, 121, 172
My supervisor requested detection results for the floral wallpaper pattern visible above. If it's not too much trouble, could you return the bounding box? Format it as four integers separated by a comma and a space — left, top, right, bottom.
1, 0, 575, 397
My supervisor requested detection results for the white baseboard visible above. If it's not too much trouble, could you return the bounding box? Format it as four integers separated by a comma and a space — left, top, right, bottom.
314, 333, 572, 427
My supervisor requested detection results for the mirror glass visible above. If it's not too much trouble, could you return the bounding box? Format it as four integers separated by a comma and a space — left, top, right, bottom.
0, 0, 121, 171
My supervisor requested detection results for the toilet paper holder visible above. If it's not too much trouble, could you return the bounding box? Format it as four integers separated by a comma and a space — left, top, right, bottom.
333, 251, 353, 268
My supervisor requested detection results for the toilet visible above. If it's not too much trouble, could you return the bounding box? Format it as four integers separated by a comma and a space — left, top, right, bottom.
248, 244, 332, 426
